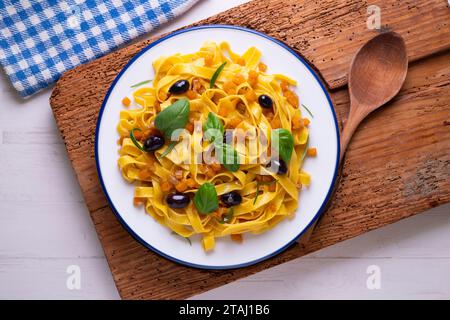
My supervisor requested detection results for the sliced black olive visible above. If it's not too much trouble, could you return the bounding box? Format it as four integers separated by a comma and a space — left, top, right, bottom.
143, 134, 165, 152
258, 94, 273, 109
220, 191, 242, 207
166, 192, 190, 209
266, 158, 288, 175
169, 80, 190, 94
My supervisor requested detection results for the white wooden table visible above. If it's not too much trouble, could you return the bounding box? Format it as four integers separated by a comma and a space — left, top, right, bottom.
0, 0, 449, 300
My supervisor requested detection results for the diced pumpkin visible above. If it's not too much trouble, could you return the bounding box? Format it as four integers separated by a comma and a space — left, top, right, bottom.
280, 80, 289, 92
227, 117, 241, 128
244, 89, 257, 103
158, 91, 168, 101
213, 206, 227, 219
192, 78, 205, 94
185, 178, 197, 188
248, 70, 258, 87
218, 105, 231, 117
175, 181, 188, 192
236, 57, 246, 66
303, 118, 311, 126
161, 181, 172, 192
132, 129, 143, 140
285, 90, 299, 108
122, 96, 131, 107
292, 113, 304, 130
258, 62, 267, 72
307, 147, 317, 157
270, 117, 281, 129
186, 90, 197, 99
133, 197, 145, 206
138, 169, 151, 180
198, 164, 208, 174
210, 162, 222, 172
230, 234, 243, 243
204, 54, 213, 67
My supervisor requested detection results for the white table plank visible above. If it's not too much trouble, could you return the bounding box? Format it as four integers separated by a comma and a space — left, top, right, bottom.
194, 257, 450, 300
195, 206, 450, 300
308, 208, 450, 259
0, 202, 102, 258
0, 258, 119, 300
0, 0, 449, 300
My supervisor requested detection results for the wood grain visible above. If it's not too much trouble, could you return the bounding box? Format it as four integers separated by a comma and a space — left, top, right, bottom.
340, 31, 408, 160
199, 0, 450, 89
50, 0, 450, 93
49, 0, 450, 299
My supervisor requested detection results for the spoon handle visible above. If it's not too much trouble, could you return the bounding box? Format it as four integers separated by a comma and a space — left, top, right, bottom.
340, 101, 367, 162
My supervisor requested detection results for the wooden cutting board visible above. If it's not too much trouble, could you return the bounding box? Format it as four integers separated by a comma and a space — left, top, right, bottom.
50, 0, 450, 299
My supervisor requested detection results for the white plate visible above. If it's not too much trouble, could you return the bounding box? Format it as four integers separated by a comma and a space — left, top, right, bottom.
96, 25, 340, 269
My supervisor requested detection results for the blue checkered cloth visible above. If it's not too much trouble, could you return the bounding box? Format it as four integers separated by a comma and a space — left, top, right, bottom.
0, 0, 199, 98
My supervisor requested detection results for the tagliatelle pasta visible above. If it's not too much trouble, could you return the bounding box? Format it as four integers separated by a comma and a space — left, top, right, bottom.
116, 41, 314, 251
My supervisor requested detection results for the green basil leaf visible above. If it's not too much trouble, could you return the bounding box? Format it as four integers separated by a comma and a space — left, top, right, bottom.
210, 62, 227, 88
155, 99, 190, 138
203, 112, 224, 143
216, 143, 240, 172
194, 182, 219, 215
271, 128, 294, 162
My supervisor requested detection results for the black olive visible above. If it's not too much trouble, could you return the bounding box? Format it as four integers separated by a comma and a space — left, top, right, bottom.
220, 191, 242, 207
258, 94, 273, 109
166, 192, 190, 209
169, 80, 190, 94
143, 135, 165, 152
223, 130, 234, 145
266, 158, 288, 175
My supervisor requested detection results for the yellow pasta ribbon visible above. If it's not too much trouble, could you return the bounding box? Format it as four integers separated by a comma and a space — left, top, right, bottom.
117, 41, 311, 251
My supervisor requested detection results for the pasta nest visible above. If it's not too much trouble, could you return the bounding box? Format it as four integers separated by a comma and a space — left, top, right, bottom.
117, 41, 312, 251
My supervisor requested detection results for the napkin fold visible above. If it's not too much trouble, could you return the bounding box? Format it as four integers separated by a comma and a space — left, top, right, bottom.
0, 0, 199, 98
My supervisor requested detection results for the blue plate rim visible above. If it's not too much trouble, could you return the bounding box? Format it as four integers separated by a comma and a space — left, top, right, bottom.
94, 24, 341, 270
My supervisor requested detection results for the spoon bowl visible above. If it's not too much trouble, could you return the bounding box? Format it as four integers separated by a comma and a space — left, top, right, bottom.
299, 31, 408, 246
341, 32, 408, 161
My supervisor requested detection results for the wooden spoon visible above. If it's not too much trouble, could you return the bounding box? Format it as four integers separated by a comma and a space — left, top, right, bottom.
340, 31, 408, 162
299, 32, 408, 246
